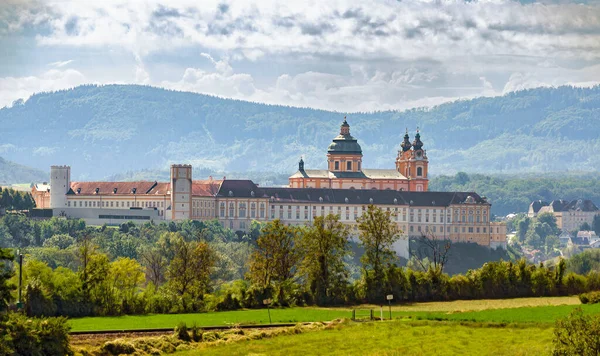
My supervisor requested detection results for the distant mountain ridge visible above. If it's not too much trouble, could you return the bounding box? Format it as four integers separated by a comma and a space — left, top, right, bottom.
0, 157, 48, 184
1, 84, 599, 180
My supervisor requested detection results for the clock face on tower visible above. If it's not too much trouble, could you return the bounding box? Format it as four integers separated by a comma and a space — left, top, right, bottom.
416, 151, 422, 159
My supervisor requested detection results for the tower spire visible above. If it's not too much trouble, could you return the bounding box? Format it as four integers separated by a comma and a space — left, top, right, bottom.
412, 127, 423, 150
401, 127, 412, 152
340, 116, 350, 135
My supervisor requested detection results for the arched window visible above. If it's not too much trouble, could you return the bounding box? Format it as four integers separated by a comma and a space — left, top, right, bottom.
417, 167, 423, 176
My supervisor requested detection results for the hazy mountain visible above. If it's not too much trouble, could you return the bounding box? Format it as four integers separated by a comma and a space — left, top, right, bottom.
0, 157, 48, 185
1, 84, 599, 181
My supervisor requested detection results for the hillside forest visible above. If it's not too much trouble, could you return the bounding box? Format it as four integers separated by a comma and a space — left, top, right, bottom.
0, 84, 599, 180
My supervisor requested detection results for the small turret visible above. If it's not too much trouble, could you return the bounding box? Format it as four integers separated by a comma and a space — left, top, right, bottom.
340, 116, 350, 136
298, 157, 305, 171
400, 128, 412, 152
412, 128, 423, 151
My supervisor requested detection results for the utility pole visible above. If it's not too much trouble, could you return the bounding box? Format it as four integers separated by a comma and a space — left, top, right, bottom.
17, 250, 23, 310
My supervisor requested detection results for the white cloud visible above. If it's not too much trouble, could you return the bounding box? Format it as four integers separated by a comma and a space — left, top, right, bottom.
0, 144, 16, 154
32, 146, 58, 156
4, 1, 598, 61
503, 72, 549, 94
48, 59, 74, 67
161, 55, 258, 98
2, 0, 600, 111
0, 69, 88, 108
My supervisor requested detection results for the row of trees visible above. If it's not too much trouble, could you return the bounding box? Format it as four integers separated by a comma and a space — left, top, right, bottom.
0, 188, 35, 211
19, 233, 218, 317
4, 204, 600, 319
430, 171, 600, 217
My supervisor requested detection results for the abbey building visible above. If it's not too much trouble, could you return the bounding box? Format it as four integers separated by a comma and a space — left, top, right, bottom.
32, 117, 507, 257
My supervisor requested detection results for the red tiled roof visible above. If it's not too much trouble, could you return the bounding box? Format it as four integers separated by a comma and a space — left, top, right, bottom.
67, 180, 222, 197
69, 181, 162, 196
192, 180, 222, 197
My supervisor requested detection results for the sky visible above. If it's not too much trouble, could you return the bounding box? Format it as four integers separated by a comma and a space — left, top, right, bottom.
1, 0, 599, 112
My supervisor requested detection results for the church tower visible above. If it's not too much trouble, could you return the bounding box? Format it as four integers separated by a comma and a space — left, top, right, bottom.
396, 129, 429, 191
326, 117, 363, 173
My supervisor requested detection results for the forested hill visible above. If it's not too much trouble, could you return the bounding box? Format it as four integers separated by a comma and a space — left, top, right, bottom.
1, 84, 599, 180
0, 157, 47, 185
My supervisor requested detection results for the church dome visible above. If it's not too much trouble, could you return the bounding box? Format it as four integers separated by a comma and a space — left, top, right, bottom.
327, 137, 362, 154
327, 117, 363, 155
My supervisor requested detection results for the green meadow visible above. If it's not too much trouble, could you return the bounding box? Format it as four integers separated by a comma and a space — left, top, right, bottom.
68, 296, 598, 332
177, 320, 554, 356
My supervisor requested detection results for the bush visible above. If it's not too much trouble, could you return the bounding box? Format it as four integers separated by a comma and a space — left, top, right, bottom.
2, 312, 72, 356
553, 308, 600, 355
101, 340, 136, 355
190, 324, 203, 342
579, 291, 600, 304
174, 322, 191, 341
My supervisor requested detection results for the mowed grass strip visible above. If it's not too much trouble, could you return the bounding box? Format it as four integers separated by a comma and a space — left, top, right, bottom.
69, 302, 600, 332
404, 303, 600, 324
177, 320, 554, 356
68, 307, 353, 332
375, 296, 581, 312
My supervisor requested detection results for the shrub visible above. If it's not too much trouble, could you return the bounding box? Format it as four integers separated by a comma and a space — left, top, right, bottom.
553, 308, 600, 355
174, 322, 191, 341
101, 340, 136, 355
190, 324, 203, 342
3, 312, 72, 356
579, 291, 600, 304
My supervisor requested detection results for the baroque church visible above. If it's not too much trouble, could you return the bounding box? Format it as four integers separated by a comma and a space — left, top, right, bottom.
289, 118, 429, 191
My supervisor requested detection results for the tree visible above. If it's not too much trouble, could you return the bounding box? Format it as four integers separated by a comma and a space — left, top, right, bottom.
356, 205, 401, 302
247, 219, 301, 304
411, 233, 452, 273
553, 308, 600, 355
593, 215, 600, 236
76, 236, 110, 311
580, 222, 592, 231
109, 257, 144, 313
140, 246, 167, 288
11, 193, 22, 211
0, 189, 11, 209
516, 216, 531, 242
0, 247, 14, 312
299, 214, 350, 305
167, 238, 217, 311
43, 234, 75, 250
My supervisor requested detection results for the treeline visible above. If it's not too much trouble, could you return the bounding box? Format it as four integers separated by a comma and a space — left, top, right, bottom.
2, 206, 598, 320
0, 187, 35, 211
430, 172, 600, 216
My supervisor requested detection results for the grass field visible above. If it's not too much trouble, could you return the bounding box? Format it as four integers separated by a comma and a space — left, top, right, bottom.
69, 308, 353, 331
176, 320, 554, 356
68, 296, 592, 332
367, 296, 581, 312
